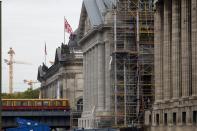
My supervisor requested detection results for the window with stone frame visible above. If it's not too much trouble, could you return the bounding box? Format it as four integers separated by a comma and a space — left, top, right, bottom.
77, 98, 83, 112
164, 113, 167, 125
156, 114, 159, 125
193, 111, 197, 124
182, 112, 186, 124
173, 112, 177, 125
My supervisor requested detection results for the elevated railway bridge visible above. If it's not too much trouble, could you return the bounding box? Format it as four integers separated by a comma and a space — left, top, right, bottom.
1, 99, 70, 130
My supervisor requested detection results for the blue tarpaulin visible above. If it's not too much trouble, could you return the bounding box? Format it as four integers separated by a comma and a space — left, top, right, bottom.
6, 125, 50, 131
16, 118, 40, 127
72, 128, 118, 131
6, 118, 50, 131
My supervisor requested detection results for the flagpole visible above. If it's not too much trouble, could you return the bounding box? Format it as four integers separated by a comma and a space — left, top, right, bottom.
45, 54, 46, 65
64, 16, 65, 44
44, 41, 47, 65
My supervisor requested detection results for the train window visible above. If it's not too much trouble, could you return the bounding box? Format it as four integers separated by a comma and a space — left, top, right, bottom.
7, 101, 12, 106
21, 101, 28, 106
36, 101, 42, 106
2, 101, 7, 106
66, 101, 69, 107
15, 101, 21, 106
28, 101, 35, 106
51, 101, 56, 106
43, 101, 49, 106
56, 101, 62, 106
62, 101, 66, 106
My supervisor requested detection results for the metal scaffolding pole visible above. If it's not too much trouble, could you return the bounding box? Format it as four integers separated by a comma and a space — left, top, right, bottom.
136, 0, 140, 125
124, 60, 127, 126
110, 0, 154, 127
114, 0, 117, 126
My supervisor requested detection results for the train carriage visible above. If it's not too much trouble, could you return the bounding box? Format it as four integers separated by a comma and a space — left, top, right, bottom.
2, 99, 70, 111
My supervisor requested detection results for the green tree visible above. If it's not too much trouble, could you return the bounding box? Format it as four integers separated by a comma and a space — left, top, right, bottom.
2, 88, 39, 99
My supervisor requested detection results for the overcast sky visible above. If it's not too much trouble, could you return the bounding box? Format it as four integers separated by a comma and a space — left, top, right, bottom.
1, 0, 83, 93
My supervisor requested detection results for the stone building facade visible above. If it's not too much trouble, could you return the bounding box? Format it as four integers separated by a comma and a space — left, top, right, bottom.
37, 36, 83, 127
145, 0, 197, 130
78, 0, 154, 128
77, 0, 114, 128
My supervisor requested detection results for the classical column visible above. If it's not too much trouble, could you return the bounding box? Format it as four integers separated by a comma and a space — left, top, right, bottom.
92, 48, 95, 107
91, 47, 95, 108
163, 0, 171, 100
181, 0, 190, 97
82, 53, 86, 111
62, 77, 67, 98
84, 52, 88, 111
192, 0, 197, 96
186, 107, 192, 124
172, 0, 181, 99
105, 41, 111, 111
87, 50, 91, 111
94, 46, 98, 108
90, 49, 93, 109
98, 43, 105, 111
57, 80, 60, 99
90, 49, 93, 110
154, 3, 163, 102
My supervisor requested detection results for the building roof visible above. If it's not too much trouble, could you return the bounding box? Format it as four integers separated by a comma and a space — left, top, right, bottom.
77, 0, 116, 39
83, 0, 116, 27
54, 43, 72, 64
37, 33, 83, 82
37, 63, 48, 81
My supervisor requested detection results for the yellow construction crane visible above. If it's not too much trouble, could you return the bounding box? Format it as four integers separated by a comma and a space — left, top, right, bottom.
4, 47, 31, 94
23, 79, 39, 89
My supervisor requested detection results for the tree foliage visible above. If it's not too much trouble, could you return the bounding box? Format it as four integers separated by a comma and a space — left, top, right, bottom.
2, 88, 39, 99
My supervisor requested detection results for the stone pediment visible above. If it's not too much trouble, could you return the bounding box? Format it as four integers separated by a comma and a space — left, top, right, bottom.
77, 0, 116, 40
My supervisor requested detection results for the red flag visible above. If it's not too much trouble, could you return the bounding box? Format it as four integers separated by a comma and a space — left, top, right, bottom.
64, 19, 73, 34
45, 42, 47, 55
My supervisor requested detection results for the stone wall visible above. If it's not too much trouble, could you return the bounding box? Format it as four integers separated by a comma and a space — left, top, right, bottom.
150, 0, 197, 130
40, 64, 83, 109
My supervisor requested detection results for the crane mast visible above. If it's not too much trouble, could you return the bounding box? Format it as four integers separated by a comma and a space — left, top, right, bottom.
7, 47, 15, 94
5, 47, 31, 94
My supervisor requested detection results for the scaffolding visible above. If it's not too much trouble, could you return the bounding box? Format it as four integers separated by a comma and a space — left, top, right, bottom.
110, 0, 154, 127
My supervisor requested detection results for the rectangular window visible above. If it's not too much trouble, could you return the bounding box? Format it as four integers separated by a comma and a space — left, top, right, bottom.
51, 101, 56, 106
193, 111, 197, 124
36, 101, 42, 106
149, 114, 152, 124
62, 101, 66, 106
182, 112, 186, 124
43, 101, 49, 106
28, 101, 35, 106
21, 101, 28, 106
173, 112, 177, 125
15, 101, 21, 106
56, 101, 62, 106
2, 101, 7, 106
7, 101, 12, 106
156, 114, 159, 125
164, 113, 167, 125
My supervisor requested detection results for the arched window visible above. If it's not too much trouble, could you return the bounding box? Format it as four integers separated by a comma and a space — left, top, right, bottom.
77, 99, 83, 112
